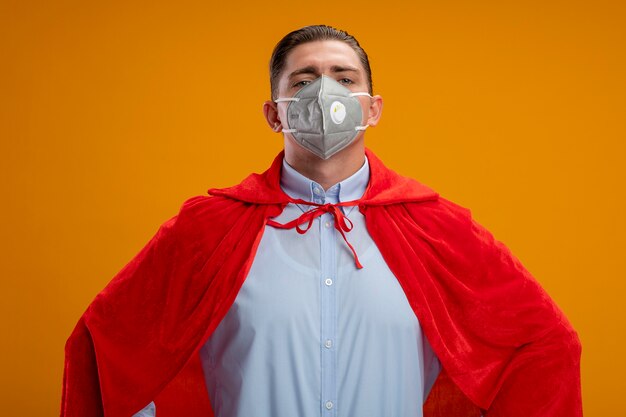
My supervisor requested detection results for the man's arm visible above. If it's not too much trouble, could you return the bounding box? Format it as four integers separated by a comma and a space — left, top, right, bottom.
365, 199, 582, 416
467, 214, 582, 415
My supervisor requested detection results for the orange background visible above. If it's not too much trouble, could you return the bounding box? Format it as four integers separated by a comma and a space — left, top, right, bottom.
1, 1, 625, 415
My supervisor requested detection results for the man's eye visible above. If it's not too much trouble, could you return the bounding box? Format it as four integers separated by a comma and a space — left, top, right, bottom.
293, 80, 312, 88
339, 78, 354, 85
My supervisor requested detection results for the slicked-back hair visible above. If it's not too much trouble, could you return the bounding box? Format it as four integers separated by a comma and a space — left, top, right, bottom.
269, 25, 373, 100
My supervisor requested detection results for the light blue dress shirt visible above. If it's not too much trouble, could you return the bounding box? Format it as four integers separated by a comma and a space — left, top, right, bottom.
134, 157, 440, 417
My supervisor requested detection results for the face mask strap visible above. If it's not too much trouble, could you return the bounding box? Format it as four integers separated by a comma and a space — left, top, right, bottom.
276, 92, 369, 102
274, 98, 299, 133
274, 97, 301, 103
348, 92, 372, 98
351, 92, 371, 132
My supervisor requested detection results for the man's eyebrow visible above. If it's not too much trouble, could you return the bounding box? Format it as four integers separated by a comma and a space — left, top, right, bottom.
330, 65, 359, 73
288, 66, 320, 80
288, 65, 361, 81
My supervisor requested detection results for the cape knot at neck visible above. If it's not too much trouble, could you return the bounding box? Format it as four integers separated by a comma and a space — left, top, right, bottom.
266, 198, 363, 269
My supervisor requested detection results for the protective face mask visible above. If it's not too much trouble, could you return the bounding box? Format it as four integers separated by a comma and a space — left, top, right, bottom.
275, 75, 371, 160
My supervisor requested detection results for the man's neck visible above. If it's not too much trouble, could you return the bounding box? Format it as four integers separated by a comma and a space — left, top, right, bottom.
283, 140, 366, 191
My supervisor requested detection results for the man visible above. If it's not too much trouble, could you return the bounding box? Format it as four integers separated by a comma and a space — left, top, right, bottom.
62, 25, 583, 417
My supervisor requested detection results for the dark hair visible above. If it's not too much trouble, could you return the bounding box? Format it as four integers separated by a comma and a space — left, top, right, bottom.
269, 25, 373, 100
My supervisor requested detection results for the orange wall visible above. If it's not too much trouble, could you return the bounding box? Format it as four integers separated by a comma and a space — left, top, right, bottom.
1, 1, 624, 415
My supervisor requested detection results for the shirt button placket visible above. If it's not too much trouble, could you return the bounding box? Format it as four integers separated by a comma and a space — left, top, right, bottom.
318, 183, 337, 417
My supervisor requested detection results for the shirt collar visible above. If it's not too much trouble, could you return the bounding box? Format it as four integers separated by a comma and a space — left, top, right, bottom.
280, 157, 370, 204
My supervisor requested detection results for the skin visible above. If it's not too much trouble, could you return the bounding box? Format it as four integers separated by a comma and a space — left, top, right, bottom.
263, 40, 383, 191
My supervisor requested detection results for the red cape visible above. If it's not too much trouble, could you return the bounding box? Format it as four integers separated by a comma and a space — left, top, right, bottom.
62, 149, 582, 417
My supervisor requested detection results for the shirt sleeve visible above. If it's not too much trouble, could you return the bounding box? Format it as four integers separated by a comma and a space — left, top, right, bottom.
132, 401, 156, 417
423, 335, 441, 400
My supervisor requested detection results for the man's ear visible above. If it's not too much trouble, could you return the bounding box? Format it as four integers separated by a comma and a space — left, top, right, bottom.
263, 100, 282, 132
366, 95, 383, 127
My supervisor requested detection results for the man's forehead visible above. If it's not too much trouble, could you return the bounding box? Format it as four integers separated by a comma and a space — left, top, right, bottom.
281, 40, 365, 77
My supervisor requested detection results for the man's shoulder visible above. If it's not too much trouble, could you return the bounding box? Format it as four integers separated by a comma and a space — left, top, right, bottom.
402, 195, 473, 226
159, 194, 248, 239
407, 194, 472, 218
173, 194, 223, 222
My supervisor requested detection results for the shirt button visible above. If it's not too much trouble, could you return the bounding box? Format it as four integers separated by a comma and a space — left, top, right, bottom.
325, 401, 334, 410
324, 339, 333, 348
324, 278, 333, 286
324, 221, 331, 228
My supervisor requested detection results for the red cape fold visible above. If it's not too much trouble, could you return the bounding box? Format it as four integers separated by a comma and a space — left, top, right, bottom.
62, 149, 582, 417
